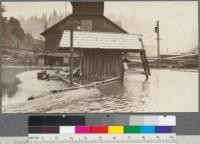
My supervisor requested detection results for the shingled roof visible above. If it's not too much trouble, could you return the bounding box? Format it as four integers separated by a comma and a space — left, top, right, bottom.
59, 31, 142, 50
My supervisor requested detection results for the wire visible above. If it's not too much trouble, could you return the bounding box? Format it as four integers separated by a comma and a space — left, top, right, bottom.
143, 33, 155, 39
144, 32, 154, 37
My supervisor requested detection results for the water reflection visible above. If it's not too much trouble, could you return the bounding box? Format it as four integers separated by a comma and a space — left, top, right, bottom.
3, 69, 198, 112
57, 69, 198, 112
63, 72, 151, 112
1, 68, 25, 98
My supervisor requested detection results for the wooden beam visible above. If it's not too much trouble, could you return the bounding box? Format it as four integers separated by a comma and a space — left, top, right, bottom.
140, 50, 149, 79
51, 77, 121, 94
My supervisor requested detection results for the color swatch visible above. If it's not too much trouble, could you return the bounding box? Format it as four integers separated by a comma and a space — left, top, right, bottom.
91, 126, 108, 133
124, 126, 140, 133
29, 126, 173, 134
59, 126, 75, 134
108, 126, 124, 134
75, 126, 91, 134
140, 126, 155, 133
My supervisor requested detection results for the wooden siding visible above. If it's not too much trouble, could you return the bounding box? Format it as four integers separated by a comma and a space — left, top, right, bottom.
71, 2, 104, 15
43, 15, 126, 53
82, 50, 123, 79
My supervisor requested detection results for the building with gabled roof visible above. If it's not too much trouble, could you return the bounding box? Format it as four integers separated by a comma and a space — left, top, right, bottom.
41, 2, 149, 80
41, 2, 127, 66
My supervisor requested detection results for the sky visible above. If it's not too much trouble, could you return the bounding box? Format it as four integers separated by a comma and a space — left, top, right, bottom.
2, 1, 198, 54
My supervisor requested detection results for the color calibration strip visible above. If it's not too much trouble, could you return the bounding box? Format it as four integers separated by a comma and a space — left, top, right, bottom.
29, 125, 173, 134
29, 115, 176, 126
129, 116, 176, 126
28, 115, 176, 134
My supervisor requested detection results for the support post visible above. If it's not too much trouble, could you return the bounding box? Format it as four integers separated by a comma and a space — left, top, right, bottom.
139, 38, 151, 77
79, 50, 83, 78
140, 50, 149, 79
70, 18, 73, 85
156, 20, 161, 68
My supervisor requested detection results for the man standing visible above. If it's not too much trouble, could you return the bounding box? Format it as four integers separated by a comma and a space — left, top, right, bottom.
122, 53, 129, 82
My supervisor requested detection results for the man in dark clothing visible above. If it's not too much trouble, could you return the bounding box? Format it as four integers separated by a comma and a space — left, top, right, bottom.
122, 54, 130, 82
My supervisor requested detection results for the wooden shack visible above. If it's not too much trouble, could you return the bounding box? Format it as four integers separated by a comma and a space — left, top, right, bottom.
59, 31, 143, 80
41, 2, 127, 66
41, 2, 150, 80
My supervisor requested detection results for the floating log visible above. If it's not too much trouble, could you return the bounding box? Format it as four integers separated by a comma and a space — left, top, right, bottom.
51, 77, 121, 94
93, 77, 121, 85
28, 77, 120, 100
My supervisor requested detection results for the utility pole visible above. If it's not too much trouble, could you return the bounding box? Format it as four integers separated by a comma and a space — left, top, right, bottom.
155, 20, 160, 68
70, 17, 74, 85
44, 19, 48, 31
65, 1, 67, 17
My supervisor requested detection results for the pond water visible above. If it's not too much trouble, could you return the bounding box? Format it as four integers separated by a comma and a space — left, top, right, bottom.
1, 67, 27, 98
51, 69, 198, 112
2, 69, 68, 105
2, 68, 198, 112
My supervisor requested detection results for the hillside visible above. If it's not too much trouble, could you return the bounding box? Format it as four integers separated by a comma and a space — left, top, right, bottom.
2, 16, 44, 65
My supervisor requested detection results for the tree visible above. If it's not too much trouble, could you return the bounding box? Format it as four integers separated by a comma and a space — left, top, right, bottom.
7, 17, 25, 40
1, 5, 6, 13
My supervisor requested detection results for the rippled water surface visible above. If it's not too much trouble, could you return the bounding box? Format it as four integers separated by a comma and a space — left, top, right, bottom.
2, 68, 198, 112
54, 69, 198, 112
